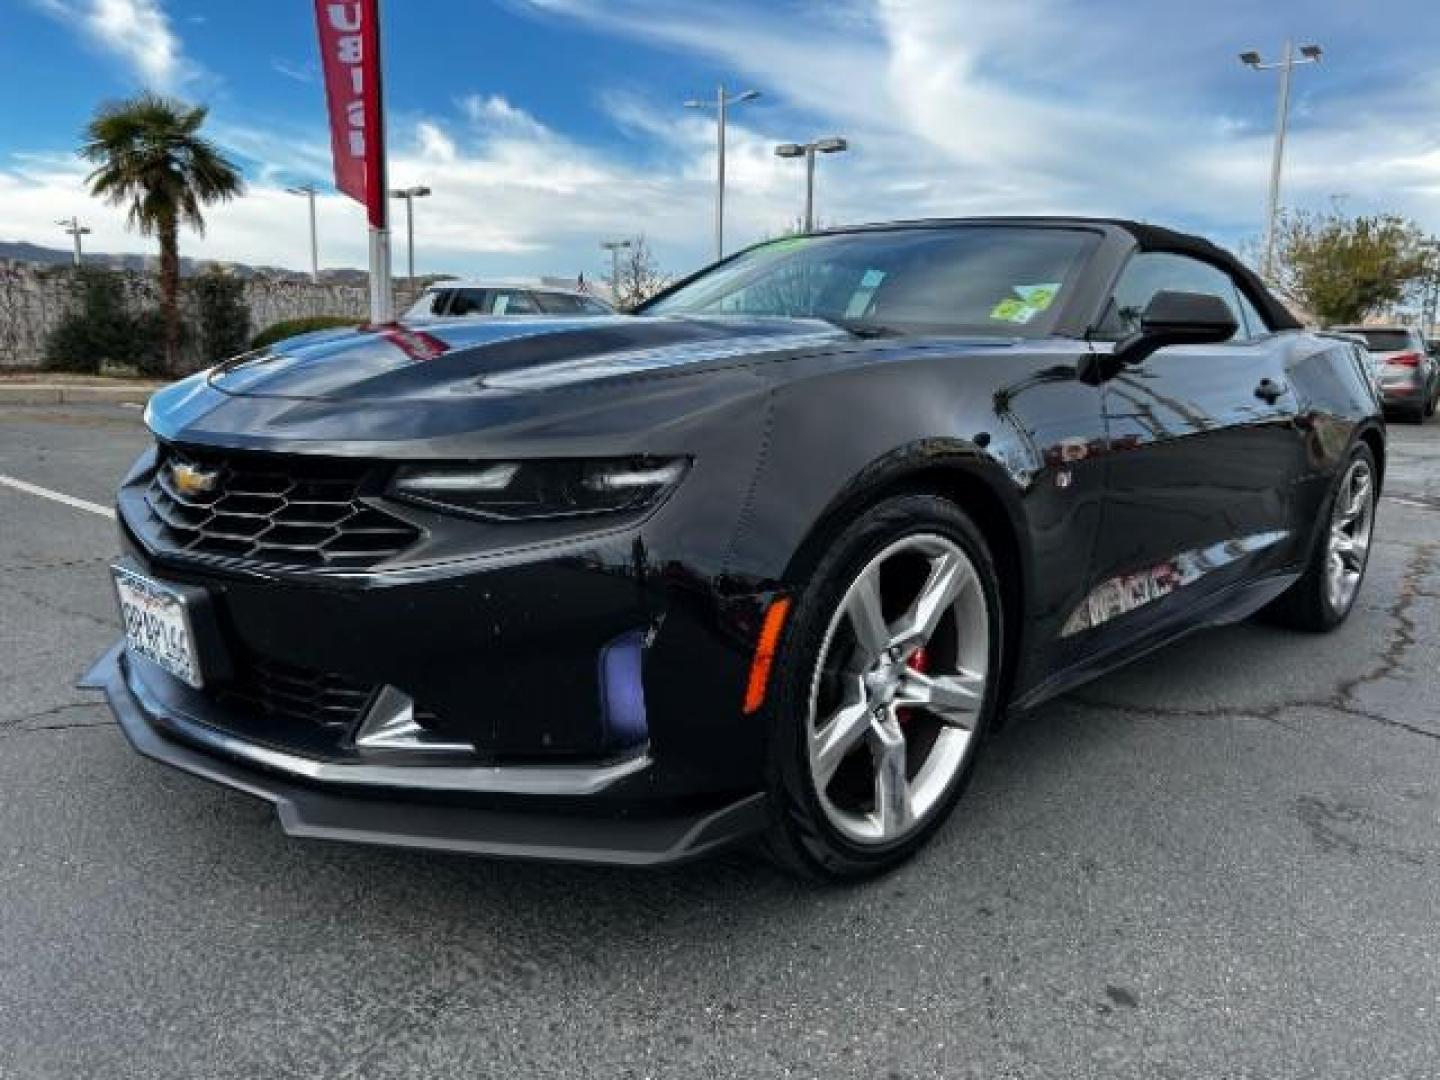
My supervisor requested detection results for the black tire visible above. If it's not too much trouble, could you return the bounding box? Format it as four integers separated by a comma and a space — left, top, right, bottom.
760, 494, 1004, 881
1262, 443, 1378, 632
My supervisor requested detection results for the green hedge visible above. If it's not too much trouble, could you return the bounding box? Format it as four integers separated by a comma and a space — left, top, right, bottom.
251, 316, 361, 350
44, 267, 167, 375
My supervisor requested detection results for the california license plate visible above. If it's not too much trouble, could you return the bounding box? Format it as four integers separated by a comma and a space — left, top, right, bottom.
112, 566, 202, 689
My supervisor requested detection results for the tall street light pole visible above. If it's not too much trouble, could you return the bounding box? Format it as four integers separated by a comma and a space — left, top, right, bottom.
1240, 41, 1323, 281
56, 216, 91, 266
685, 84, 761, 262
600, 238, 631, 303
774, 137, 849, 233
285, 184, 321, 282
388, 185, 432, 303
1421, 238, 1440, 337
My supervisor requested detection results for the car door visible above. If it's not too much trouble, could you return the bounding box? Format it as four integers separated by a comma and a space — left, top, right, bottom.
1083, 251, 1305, 636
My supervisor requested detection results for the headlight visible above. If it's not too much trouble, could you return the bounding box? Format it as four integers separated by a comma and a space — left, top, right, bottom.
390, 458, 689, 522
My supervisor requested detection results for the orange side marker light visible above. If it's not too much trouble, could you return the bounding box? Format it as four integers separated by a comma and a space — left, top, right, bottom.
743, 596, 792, 715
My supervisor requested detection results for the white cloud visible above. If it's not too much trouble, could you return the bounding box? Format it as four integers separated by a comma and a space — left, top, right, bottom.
9, 0, 1440, 282
33, 0, 191, 89
459, 94, 551, 139
270, 57, 315, 85
513, 0, 1440, 247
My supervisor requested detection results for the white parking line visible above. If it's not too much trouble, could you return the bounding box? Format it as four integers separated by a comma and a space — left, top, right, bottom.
0, 473, 115, 519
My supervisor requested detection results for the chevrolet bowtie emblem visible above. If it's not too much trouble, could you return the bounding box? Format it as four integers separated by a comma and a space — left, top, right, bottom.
170, 462, 219, 496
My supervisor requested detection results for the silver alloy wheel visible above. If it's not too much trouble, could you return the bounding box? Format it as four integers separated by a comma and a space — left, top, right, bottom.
806, 534, 989, 845
1325, 458, 1375, 615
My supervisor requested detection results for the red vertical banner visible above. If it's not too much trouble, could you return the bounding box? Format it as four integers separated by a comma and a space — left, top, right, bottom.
315, 0, 386, 229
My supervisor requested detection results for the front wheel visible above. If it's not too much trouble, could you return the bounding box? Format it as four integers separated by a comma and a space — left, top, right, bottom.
1263, 444, 1378, 632
761, 495, 1003, 880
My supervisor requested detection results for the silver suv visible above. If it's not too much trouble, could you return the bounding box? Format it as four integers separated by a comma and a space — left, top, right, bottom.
1331, 325, 1439, 423
403, 281, 614, 320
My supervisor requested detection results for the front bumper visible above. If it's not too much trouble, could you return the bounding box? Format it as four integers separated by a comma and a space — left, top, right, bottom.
82, 643, 767, 865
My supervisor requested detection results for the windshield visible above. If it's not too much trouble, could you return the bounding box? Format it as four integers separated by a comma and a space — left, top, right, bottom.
644, 227, 1096, 335
1352, 329, 1414, 353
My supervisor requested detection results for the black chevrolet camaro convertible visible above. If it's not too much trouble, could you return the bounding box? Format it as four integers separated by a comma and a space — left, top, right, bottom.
86, 218, 1384, 879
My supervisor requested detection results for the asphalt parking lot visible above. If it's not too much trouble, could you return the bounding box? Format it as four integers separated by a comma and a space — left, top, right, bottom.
2, 403, 1437, 1080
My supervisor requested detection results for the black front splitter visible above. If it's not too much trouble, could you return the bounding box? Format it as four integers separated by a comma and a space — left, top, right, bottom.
80, 644, 767, 867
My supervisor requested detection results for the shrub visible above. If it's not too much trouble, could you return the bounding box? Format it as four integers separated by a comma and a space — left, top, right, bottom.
44, 267, 166, 375
190, 267, 251, 365
251, 316, 361, 350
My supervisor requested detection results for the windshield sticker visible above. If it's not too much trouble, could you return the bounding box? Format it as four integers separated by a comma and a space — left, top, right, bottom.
1014, 283, 1061, 311
860, 268, 887, 288
989, 283, 1062, 324
989, 298, 1037, 323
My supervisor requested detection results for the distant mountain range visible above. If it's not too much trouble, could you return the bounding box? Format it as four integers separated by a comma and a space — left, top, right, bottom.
0, 240, 371, 285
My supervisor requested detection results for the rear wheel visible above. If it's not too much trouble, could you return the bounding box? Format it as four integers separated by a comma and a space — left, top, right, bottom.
1264, 444, 1377, 632
761, 495, 1003, 880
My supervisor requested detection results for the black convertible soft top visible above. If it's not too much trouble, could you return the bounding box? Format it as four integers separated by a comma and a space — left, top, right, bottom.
1109, 219, 1300, 331
842, 215, 1302, 333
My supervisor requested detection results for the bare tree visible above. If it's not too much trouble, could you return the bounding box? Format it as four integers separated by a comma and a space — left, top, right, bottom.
603, 235, 669, 310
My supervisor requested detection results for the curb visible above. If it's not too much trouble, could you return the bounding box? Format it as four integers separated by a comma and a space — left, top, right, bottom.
0, 384, 158, 406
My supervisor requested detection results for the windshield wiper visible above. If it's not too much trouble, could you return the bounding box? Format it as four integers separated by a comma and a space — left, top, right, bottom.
813, 315, 901, 339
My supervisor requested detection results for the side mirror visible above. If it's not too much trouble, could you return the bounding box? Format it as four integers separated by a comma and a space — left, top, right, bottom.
1118, 290, 1238, 364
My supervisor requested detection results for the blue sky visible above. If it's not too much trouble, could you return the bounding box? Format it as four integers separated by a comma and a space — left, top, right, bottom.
2, 0, 1438, 282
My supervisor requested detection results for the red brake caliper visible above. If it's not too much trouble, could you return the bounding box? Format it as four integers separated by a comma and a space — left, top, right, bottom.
898, 646, 929, 726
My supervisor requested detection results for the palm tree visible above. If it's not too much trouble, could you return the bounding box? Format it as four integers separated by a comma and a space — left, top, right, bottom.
81, 93, 244, 373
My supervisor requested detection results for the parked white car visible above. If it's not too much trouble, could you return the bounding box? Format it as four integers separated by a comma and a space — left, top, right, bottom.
402, 280, 614, 320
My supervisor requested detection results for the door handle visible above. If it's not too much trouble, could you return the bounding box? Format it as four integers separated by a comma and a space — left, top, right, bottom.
1254, 377, 1287, 404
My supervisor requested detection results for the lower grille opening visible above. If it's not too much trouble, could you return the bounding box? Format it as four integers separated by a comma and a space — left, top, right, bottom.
214, 654, 443, 743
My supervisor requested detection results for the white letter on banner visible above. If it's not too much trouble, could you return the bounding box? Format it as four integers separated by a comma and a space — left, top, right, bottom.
337, 35, 362, 64
327, 3, 361, 32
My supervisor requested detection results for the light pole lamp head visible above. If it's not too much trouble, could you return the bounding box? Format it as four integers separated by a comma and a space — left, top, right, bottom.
1238, 49, 1263, 68
1299, 44, 1323, 61
733, 89, 761, 104
775, 143, 805, 159
814, 137, 849, 154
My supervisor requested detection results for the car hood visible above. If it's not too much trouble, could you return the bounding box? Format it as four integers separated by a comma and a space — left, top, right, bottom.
207, 316, 851, 402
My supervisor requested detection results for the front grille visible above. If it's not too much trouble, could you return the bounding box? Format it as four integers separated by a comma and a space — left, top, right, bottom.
217, 655, 374, 731
145, 445, 420, 570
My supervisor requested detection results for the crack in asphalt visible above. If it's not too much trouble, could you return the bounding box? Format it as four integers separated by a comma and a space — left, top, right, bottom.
3, 582, 117, 631
0, 700, 114, 740
1067, 541, 1440, 744
1, 554, 113, 572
